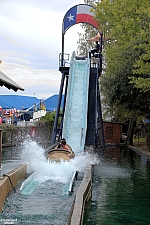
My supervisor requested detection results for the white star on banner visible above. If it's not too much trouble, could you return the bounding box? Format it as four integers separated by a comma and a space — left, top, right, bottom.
67, 14, 74, 21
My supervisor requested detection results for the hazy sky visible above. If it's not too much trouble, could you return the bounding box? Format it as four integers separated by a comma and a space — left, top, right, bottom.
0, 0, 85, 99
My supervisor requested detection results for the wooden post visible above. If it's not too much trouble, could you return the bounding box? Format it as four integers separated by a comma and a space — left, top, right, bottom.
0, 129, 2, 176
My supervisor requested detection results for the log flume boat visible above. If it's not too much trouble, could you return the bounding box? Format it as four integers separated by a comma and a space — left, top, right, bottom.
47, 146, 75, 162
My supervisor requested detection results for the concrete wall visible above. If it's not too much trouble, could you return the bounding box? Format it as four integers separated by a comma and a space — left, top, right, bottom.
68, 164, 92, 225
0, 164, 27, 213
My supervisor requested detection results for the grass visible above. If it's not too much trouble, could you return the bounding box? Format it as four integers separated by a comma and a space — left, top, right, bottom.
133, 137, 146, 145
133, 136, 150, 151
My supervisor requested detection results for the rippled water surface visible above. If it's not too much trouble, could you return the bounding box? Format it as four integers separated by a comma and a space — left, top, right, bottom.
0, 139, 99, 225
83, 148, 150, 225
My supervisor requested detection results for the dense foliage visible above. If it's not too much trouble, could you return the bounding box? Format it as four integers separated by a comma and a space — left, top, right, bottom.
40, 111, 56, 123
93, 0, 150, 120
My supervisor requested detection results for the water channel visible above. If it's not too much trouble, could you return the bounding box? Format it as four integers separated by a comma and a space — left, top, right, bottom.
0, 139, 99, 225
1, 141, 150, 224
83, 147, 150, 225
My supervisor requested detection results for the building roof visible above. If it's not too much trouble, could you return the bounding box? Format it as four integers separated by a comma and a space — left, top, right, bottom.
0, 95, 39, 110
44, 94, 64, 111
0, 94, 64, 111
0, 70, 24, 92
29, 94, 64, 111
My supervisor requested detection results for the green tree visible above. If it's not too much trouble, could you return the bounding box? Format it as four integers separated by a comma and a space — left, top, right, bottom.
101, 41, 150, 118
40, 111, 56, 123
93, 0, 150, 144
130, 39, 150, 91
94, 0, 150, 113
75, 0, 150, 145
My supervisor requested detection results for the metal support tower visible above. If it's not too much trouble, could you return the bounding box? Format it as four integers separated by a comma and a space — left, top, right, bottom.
51, 54, 70, 144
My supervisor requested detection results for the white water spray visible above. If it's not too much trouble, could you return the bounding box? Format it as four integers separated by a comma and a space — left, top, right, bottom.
21, 139, 100, 184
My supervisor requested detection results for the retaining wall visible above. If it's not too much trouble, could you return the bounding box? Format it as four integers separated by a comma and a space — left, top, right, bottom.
0, 164, 27, 213
68, 164, 92, 225
129, 145, 150, 159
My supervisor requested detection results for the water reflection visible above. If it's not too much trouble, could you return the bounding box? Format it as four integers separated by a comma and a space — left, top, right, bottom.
104, 147, 121, 161
83, 147, 150, 225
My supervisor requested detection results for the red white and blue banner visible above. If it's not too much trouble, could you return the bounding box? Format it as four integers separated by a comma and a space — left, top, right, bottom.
63, 4, 98, 34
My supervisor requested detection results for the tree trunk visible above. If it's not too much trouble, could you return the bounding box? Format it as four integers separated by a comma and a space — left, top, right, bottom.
126, 115, 136, 145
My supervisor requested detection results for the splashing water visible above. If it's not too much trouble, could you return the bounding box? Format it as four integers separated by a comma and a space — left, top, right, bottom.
21, 139, 100, 184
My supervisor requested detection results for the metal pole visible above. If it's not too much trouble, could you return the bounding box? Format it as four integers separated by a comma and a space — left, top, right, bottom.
0, 129, 2, 177
52, 72, 66, 144
97, 90, 105, 148
100, 32, 103, 52
58, 74, 69, 140
99, 32, 103, 73
61, 33, 65, 67
98, 32, 105, 152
